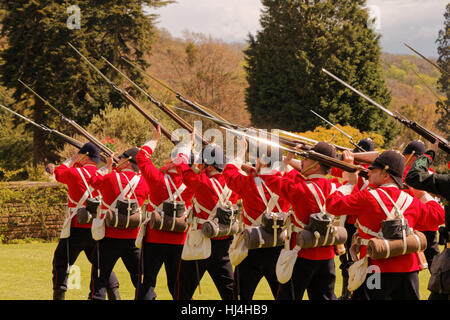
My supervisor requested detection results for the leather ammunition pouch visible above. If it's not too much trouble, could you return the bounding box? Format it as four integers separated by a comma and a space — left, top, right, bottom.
149, 200, 188, 232
162, 200, 186, 218
215, 206, 236, 225
86, 197, 101, 215
105, 198, 142, 229
306, 212, 333, 236
380, 218, 410, 240
261, 212, 288, 233
76, 197, 101, 224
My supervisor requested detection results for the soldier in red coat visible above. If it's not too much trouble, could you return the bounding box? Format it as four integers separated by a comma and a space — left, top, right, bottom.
326, 150, 445, 300
50, 142, 119, 300
135, 125, 195, 300
88, 148, 149, 300
331, 137, 375, 299
222, 138, 291, 300
175, 143, 240, 300
260, 142, 342, 300
402, 140, 440, 270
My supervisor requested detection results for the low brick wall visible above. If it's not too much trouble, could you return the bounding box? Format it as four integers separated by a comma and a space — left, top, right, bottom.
0, 181, 67, 242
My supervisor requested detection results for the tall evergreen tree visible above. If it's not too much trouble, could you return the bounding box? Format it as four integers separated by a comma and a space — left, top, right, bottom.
435, 3, 449, 141
245, 0, 396, 143
0, 0, 172, 165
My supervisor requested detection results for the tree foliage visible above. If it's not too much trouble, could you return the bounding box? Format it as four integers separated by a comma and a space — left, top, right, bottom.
435, 3, 449, 144
245, 0, 396, 144
0, 0, 172, 165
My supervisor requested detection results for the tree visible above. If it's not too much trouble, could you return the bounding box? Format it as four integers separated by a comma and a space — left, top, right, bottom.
0, 0, 173, 166
245, 0, 397, 145
435, 3, 449, 143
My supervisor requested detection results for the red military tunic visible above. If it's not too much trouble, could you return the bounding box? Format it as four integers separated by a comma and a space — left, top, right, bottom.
136, 145, 195, 245
403, 163, 439, 232
89, 168, 149, 239
326, 183, 445, 273
331, 163, 371, 225
175, 162, 240, 240
261, 173, 341, 260
54, 163, 99, 229
222, 163, 291, 226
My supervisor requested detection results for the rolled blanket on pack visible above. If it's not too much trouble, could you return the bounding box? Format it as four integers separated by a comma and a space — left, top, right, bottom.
201, 219, 240, 238
105, 210, 142, 229
296, 226, 347, 249
243, 227, 285, 250
149, 210, 189, 233
367, 230, 427, 260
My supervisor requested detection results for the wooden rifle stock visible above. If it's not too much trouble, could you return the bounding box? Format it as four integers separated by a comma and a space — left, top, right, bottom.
101, 57, 208, 146
68, 43, 179, 146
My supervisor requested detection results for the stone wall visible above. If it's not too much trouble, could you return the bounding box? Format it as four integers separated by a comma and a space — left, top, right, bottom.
0, 181, 67, 242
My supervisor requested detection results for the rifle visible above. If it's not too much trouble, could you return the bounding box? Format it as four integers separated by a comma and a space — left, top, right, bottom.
18, 79, 119, 163
100, 56, 209, 146
310, 110, 365, 152
168, 104, 377, 166
0, 104, 84, 149
120, 56, 231, 128
224, 126, 369, 176
68, 43, 179, 145
322, 68, 450, 155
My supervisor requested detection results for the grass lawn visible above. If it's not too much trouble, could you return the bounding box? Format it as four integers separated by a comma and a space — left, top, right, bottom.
0, 241, 435, 300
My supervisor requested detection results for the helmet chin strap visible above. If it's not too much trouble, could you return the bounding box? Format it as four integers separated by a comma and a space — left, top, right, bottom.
301, 160, 318, 177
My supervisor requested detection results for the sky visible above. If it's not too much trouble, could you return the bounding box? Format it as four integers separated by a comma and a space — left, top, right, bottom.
145, 0, 448, 58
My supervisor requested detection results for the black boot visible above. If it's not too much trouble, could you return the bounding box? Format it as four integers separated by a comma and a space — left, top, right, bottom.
53, 289, 66, 300
339, 276, 352, 300
106, 287, 121, 300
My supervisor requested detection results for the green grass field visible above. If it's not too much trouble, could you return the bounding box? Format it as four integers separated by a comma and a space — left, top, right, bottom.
0, 241, 434, 300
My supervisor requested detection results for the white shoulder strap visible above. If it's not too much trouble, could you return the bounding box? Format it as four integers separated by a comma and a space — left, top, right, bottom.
254, 176, 281, 213
306, 181, 326, 213
104, 173, 141, 210
164, 174, 186, 202
210, 177, 232, 207
73, 168, 94, 209
369, 189, 413, 220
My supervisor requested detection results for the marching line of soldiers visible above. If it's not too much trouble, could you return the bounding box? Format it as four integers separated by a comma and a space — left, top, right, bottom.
46, 124, 448, 301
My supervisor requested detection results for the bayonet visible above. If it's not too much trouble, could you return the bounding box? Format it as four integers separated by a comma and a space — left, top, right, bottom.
322, 68, 450, 154
18, 79, 118, 162
310, 110, 365, 152
0, 104, 84, 149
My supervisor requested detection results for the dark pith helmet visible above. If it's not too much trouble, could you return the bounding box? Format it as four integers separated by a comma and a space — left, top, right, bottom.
402, 140, 426, 156
120, 147, 139, 165
202, 144, 227, 172
312, 141, 337, 159
369, 150, 405, 188
353, 137, 375, 153
78, 142, 101, 164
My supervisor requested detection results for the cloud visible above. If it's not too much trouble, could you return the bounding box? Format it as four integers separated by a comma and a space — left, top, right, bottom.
366, 0, 447, 57
147, 0, 447, 57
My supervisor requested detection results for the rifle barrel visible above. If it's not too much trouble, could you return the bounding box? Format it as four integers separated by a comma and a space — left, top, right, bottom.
101, 57, 208, 146
69, 44, 178, 145
322, 68, 450, 155
18, 79, 118, 162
